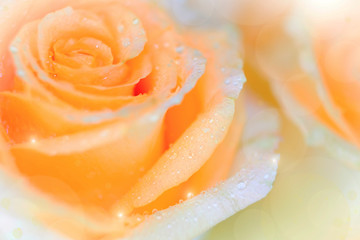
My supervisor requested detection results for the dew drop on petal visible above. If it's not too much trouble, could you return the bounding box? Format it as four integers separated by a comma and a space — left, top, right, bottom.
17, 70, 25, 77
237, 182, 246, 190
175, 45, 184, 53
117, 25, 124, 33
132, 18, 139, 25
9, 46, 18, 53
122, 38, 131, 47
187, 192, 194, 198
202, 127, 210, 133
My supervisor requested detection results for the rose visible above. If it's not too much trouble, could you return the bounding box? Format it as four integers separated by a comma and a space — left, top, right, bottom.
0, 0, 280, 239
177, 1, 360, 239
231, 0, 360, 169
308, 0, 360, 147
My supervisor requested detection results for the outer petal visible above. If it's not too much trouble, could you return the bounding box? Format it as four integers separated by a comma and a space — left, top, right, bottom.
115, 93, 280, 240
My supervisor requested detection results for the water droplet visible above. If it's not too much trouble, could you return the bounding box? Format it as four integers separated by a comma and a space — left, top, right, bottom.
237, 182, 246, 190
17, 70, 25, 77
170, 153, 177, 160
132, 18, 139, 25
122, 38, 131, 47
175, 45, 184, 53
187, 192, 194, 198
117, 25, 124, 32
202, 128, 210, 133
179, 199, 184, 204
10, 46, 18, 53
149, 114, 159, 122
272, 155, 280, 164
95, 44, 99, 49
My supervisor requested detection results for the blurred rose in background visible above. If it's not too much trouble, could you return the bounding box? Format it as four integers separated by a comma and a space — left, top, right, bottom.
170, 0, 360, 239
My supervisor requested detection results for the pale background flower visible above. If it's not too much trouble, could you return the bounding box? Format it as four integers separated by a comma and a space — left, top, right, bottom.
165, 0, 360, 239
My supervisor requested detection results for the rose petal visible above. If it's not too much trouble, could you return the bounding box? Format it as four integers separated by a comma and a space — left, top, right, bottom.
115, 96, 236, 213
116, 93, 280, 240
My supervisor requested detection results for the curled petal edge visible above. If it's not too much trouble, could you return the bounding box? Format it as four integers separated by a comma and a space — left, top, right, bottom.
118, 95, 280, 240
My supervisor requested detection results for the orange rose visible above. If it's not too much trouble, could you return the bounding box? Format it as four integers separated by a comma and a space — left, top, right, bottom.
238, 0, 360, 168
0, 0, 280, 239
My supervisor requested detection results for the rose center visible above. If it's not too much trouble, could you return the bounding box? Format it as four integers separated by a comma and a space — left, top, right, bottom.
52, 37, 113, 69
